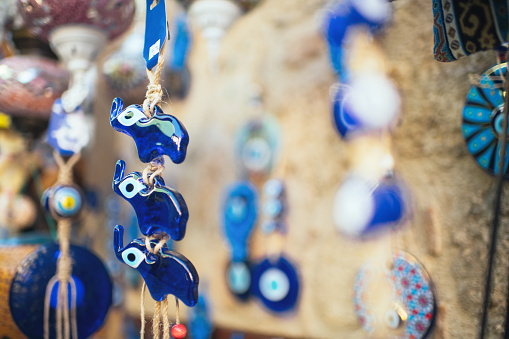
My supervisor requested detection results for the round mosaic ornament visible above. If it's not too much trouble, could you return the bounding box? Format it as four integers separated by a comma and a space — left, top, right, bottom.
354, 250, 435, 339
462, 62, 509, 178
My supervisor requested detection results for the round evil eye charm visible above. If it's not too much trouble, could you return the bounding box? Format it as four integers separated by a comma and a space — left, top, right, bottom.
251, 255, 300, 313
42, 185, 84, 220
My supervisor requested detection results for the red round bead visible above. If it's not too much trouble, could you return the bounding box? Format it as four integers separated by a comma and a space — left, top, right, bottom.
171, 323, 187, 339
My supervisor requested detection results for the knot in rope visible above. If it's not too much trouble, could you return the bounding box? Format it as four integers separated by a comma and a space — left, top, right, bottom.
142, 157, 165, 187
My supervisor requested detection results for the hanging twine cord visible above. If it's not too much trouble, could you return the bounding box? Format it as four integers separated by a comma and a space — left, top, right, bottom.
143, 44, 166, 118
44, 152, 81, 339
140, 233, 172, 339
479, 54, 509, 339
142, 157, 165, 187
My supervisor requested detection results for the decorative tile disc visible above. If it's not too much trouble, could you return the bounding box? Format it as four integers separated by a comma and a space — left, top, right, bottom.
462, 62, 509, 178
354, 250, 435, 339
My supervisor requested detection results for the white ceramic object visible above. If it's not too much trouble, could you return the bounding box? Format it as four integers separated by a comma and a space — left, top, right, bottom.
189, 0, 241, 71
49, 25, 107, 112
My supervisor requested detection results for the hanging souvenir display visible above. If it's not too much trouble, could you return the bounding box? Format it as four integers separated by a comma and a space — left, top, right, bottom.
354, 251, 436, 339
221, 90, 300, 314
109, 1, 198, 338
324, 1, 435, 337
251, 179, 300, 314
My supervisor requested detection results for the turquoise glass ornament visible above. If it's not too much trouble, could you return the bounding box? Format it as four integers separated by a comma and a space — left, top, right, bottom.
110, 97, 189, 164
114, 225, 199, 306
226, 260, 252, 301
9, 243, 113, 339
222, 182, 258, 262
112, 160, 188, 241
462, 63, 509, 178
251, 255, 300, 314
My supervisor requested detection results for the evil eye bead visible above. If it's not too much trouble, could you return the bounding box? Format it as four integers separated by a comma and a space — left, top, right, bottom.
121, 247, 146, 268
53, 186, 83, 218
241, 137, 272, 173
227, 261, 251, 296
384, 309, 404, 329
118, 177, 144, 199
263, 199, 283, 218
259, 268, 290, 302
117, 106, 146, 127
263, 179, 284, 198
42, 185, 84, 219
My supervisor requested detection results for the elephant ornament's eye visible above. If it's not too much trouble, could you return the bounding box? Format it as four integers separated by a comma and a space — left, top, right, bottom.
118, 107, 145, 127
119, 178, 143, 199
121, 247, 146, 268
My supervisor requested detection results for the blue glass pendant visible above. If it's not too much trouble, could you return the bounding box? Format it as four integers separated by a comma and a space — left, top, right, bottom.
47, 98, 90, 156
324, 0, 391, 79
222, 182, 258, 262
113, 160, 188, 241
226, 260, 252, 301
9, 243, 113, 339
41, 184, 84, 220
188, 293, 213, 339
462, 63, 509, 178
354, 250, 436, 338
251, 255, 300, 313
110, 97, 190, 164
114, 225, 199, 306
333, 174, 409, 239
333, 85, 362, 138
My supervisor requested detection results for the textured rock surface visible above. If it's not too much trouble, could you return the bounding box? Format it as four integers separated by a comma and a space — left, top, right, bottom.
91, 0, 509, 337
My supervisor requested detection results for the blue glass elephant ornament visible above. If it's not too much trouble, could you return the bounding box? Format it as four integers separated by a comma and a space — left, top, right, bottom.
114, 225, 199, 306
110, 97, 189, 164
112, 159, 188, 241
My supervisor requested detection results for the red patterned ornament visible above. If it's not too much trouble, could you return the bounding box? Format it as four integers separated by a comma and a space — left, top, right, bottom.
16, 0, 135, 42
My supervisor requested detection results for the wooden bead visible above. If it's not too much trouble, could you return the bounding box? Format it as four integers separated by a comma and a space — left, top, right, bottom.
171, 323, 187, 338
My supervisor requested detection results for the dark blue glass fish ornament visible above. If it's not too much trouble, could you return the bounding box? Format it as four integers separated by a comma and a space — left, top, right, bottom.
462, 63, 509, 178
114, 225, 199, 306
222, 182, 258, 262
112, 159, 188, 241
324, 0, 391, 80
9, 243, 113, 339
251, 255, 300, 314
110, 97, 190, 164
